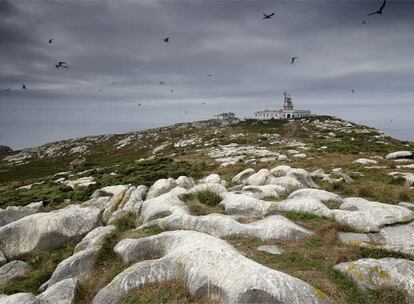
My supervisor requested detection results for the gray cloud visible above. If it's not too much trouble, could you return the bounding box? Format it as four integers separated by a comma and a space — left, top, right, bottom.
1, 0, 413, 149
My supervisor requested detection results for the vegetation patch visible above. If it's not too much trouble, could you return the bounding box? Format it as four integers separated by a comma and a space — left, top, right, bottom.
0, 245, 75, 295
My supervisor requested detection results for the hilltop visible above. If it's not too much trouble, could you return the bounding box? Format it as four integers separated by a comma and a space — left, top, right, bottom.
0, 116, 413, 304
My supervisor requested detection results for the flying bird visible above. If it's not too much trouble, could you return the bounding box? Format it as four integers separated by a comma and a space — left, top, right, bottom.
58, 62, 66, 67
263, 12, 275, 19
160, 81, 166, 85
351, 90, 355, 93
48, 39, 53, 44
361, 20, 367, 24
170, 89, 174, 93
291, 57, 298, 64
22, 84, 26, 90
138, 103, 141, 107
163, 37, 170, 43
201, 102, 207, 105
367, 0, 386, 16
208, 74, 213, 77
5, 88, 10, 92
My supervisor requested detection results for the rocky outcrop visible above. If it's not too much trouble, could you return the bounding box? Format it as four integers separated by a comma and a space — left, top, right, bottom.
141, 214, 311, 241
0, 202, 43, 227
146, 178, 177, 199
0, 278, 77, 304
0, 205, 102, 260
93, 231, 330, 304
0, 261, 31, 285
231, 168, 255, 184
352, 158, 377, 165
335, 258, 414, 301
385, 151, 413, 160
40, 225, 116, 290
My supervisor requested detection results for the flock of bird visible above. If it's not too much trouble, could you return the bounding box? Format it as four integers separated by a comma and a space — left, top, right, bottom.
4, 0, 388, 111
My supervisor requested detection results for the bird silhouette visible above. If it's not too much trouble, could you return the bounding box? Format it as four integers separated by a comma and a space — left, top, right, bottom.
160, 81, 166, 85
22, 84, 26, 90
291, 57, 298, 64
361, 20, 367, 24
208, 74, 213, 77
5, 88, 10, 92
49, 39, 53, 44
263, 12, 275, 19
58, 62, 66, 67
351, 90, 355, 93
138, 103, 142, 107
170, 89, 174, 93
55, 64, 59, 69
201, 102, 207, 105
163, 37, 170, 43
367, 0, 386, 16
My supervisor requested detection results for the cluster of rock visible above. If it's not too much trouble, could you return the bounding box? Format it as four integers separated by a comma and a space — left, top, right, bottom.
1, 160, 414, 303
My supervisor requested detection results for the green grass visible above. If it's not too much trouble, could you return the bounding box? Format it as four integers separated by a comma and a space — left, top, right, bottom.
195, 191, 222, 206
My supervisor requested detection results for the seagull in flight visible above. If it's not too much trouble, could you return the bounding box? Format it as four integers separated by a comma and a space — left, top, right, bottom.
138, 103, 142, 107
160, 81, 166, 85
351, 90, 355, 93
22, 84, 26, 90
361, 20, 367, 24
367, 0, 386, 16
163, 37, 170, 43
291, 57, 298, 64
263, 12, 275, 19
49, 39, 53, 44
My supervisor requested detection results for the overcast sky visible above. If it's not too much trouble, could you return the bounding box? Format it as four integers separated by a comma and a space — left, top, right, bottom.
1, 0, 413, 149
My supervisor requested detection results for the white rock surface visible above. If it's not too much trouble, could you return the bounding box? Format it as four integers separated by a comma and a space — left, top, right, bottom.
257, 245, 285, 255
335, 258, 414, 300
0, 260, 31, 285
62, 176, 96, 189
0, 278, 77, 304
141, 213, 311, 241
146, 178, 177, 199
288, 189, 343, 208
245, 169, 272, 186
241, 184, 286, 199
93, 231, 329, 304
232, 168, 255, 184
41, 225, 116, 290
0, 202, 43, 227
352, 158, 377, 165
220, 193, 274, 218
0, 205, 102, 260
389, 172, 414, 187
203, 174, 222, 184
175, 176, 194, 189
386, 151, 413, 160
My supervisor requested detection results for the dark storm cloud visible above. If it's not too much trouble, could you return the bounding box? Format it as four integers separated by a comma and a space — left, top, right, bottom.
1, 0, 414, 148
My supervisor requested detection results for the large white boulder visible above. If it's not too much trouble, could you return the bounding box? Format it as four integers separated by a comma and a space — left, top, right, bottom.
245, 169, 272, 186
140, 213, 311, 241
0, 205, 102, 260
146, 178, 177, 199
0, 278, 77, 304
335, 258, 414, 301
232, 168, 255, 184
352, 158, 377, 165
0, 202, 43, 227
175, 176, 194, 189
0, 260, 31, 285
41, 225, 116, 291
386, 151, 413, 160
241, 184, 286, 199
288, 189, 344, 208
93, 231, 330, 304
220, 193, 274, 218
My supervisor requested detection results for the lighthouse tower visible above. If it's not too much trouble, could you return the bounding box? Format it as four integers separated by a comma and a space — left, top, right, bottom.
283, 92, 294, 111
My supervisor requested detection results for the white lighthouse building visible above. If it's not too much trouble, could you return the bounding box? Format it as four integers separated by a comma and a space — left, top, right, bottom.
254, 93, 311, 120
